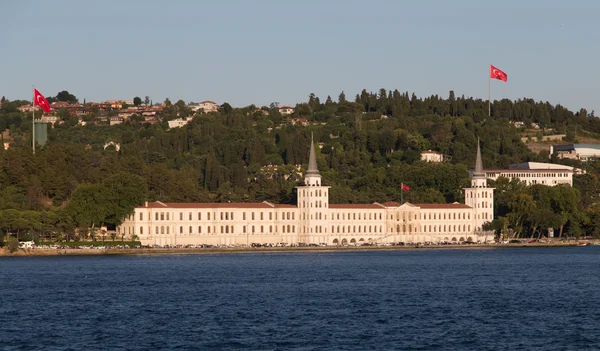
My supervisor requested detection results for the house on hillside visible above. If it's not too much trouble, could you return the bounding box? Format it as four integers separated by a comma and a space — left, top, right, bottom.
291, 118, 309, 126
17, 105, 40, 113
168, 117, 194, 128
279, 105, 295, 115
421, 150, 445, 163
551, 144, 600, 162
190, 101, 219, 113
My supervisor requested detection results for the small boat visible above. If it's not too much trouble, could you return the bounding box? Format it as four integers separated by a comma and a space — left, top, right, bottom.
578, 242, 591, 246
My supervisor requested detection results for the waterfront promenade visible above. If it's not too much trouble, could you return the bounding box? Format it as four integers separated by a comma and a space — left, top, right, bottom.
1, 241, 597, 257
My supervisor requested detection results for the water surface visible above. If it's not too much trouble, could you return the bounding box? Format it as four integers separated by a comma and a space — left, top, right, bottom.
1, 247, 599, 350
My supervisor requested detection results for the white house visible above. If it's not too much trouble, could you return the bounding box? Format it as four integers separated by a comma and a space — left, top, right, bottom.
167, 117, 194, 129
279, 106, 295, 116
118, 139, 495, 246
190, 101, 219, 113
421, 150, 445, 163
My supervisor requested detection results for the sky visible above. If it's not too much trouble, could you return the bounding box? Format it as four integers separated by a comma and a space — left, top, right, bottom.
2, 0, 600, 113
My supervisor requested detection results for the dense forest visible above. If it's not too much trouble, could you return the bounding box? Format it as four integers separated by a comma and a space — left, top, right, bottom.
1, 89, 600, 241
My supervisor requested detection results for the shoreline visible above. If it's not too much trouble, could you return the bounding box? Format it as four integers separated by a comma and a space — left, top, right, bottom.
1, 242, 595, 257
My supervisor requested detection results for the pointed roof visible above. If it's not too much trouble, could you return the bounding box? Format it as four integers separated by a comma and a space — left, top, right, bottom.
474, 138, 485, 177
307, 133, 319, 175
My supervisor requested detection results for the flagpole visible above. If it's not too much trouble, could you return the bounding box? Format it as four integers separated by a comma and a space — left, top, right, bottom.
488, 76, 491, 117
401, 183, 404, 204
32, 86, 35, 154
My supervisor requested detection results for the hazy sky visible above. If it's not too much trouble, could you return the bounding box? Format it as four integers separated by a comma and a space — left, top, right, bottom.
2, 0, 599, 113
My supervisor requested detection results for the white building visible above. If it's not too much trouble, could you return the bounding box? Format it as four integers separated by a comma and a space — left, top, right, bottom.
118, 139, 495, 246
279, 106, 295, 115
167, 117, 194, 129
190, 101, 219, 113
482, 161, 574, 186
551, 144, 600, 162
421, 150, 445, 163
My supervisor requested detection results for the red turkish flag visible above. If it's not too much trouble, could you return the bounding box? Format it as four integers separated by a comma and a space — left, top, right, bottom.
401, 183, 410, 191
490, 65, 507, 82
33, 88, 51, 113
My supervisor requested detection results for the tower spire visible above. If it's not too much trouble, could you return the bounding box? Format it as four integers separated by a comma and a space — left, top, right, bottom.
307, 133, 319, 175
474, 137, 484, 177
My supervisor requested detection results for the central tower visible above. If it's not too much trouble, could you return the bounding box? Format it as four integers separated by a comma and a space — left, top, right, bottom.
296, 134, 330, 244
464, 139, 494, 232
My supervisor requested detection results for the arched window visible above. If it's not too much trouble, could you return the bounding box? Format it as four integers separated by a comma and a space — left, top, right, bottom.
161, 226, 165, 234
180, 226, 183, 234
208, 226, 211, 234
199, 226, 202, 233
140, 227, 144, 235
155, 226, 159, 235
167, 227, 170, 234
189, 226, 192, 234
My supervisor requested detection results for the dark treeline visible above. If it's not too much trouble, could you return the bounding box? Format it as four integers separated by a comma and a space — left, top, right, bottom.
1, 89, 600, 240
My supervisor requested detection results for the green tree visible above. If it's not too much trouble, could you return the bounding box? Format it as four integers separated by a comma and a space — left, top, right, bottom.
133, 97, 142, 106
55, 90, 78, 104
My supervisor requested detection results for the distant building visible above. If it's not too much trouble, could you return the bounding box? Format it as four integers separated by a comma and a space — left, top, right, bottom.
168, 117, 194, 128
510, 162, 583, 175
190, 101, 219, 113
2, 129, 13, 150
291, 118, 309, 126
109, 116, 124, 126
551, 144, 600, 162
421, 150, 445, 163
17, 105, 41, 113
480, 161, 574, 186
40, 115, 59, 126
279, 106, 295, 115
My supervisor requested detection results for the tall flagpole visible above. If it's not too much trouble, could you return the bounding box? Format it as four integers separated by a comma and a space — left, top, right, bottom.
488, 75, 491, 117
32, 86, 36, 154
401, 183, 404, 204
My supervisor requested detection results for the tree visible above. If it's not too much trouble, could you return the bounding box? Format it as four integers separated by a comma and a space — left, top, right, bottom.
55, 90, 78, 104
133, 97, 142, 106
338, 91, 347, 103
102, 173, 148, 226
144, 96, 150, 106
7, 237, 19, 253
65, 183, 107, 240
220, 102, 233, 115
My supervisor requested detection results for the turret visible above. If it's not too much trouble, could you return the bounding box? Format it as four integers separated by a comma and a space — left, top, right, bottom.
464, 138, 494, 232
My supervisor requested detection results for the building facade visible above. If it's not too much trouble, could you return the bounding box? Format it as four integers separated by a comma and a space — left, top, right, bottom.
420, 150, 445, 163
551, 144, 600, 162
118, 139, 495, 246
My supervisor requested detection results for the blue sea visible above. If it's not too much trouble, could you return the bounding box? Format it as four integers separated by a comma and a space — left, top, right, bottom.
1, 247, 599, 350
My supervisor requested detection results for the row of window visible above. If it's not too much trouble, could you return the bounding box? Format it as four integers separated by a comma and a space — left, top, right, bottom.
146, 224, 298, 235
301, 200, 327, 208
301, 189, 327, 197
490, 172, 570, 178
143, 211, 296, 222
132, 222, 476, 236
329, 225, 383, 234
332, 213, 384, 221
423, 224, 471, 233
421, 212, 471, 221
467, 191, 492, 198
136, 210, 476, 223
